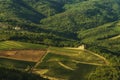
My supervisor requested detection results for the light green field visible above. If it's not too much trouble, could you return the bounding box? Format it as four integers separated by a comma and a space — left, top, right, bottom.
0, 41, 47, 50
48, 47, 107, 65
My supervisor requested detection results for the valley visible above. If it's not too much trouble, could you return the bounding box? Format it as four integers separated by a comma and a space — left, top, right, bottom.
0, 0, 120, 80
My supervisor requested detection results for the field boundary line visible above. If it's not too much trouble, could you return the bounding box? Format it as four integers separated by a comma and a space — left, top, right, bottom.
31, 47, 50, 71
0, 56, 36, 62
72, 60, 104, 66
58, 62, 74, 71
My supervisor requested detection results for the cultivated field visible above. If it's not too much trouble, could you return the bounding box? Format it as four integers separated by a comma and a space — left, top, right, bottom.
0, 50, 46, 62
0, 41, 48, 70
0, 41, 109, 80
35, 47, 108, 80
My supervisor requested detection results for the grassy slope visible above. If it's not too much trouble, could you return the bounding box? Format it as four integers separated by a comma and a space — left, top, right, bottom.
36, 47, 107, 80
0, 41, 110, 80
0, 41, 47, 50
78, 21, 120, 43
78, 21, 120, 55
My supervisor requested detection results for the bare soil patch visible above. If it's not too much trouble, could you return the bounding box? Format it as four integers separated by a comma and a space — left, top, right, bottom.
0, 50, 46, 62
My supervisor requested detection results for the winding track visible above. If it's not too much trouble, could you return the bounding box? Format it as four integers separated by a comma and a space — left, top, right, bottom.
31, 47, 50, 72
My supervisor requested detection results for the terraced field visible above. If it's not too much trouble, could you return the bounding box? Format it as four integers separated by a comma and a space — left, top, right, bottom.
48, 47, 108, 65
0, 41, 109, 80
0, 41, 48, 70
35, 47, 108, 80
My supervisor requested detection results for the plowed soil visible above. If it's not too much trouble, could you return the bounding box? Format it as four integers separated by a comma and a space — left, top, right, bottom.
0, 50, 46, 62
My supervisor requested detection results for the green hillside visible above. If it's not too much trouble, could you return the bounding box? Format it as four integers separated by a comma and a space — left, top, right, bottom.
77, 21, 120, 66
1, 0, 120, 31
0, 41, 47, 50
41, 0, 120, 32
0, 0, 120, 80
0, 0, 45, 23
78, 21, 120, 42
1, 0, 120, 46
78, 21, 120, 57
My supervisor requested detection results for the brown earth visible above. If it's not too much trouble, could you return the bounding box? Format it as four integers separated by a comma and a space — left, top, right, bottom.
0, 50, 46, 62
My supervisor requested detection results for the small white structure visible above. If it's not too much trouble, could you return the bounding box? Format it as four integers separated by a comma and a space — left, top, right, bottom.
14, 26, 21, 30
65, 44, 85, 50
78, 44, 85, 50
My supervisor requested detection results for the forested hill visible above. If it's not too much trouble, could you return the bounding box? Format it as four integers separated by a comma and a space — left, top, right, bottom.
0, 0, 120, 48
0, 0, 120, 80
1, 0, 120, 29
40, 0, 120, 32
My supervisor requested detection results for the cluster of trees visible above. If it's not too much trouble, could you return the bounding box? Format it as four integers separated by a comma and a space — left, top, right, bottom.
88, 66, 120, 80
85, 42, 120, 80
0, 0, 119, 57
0, 67, 48, 80
1, 0, 120, 32
0, 29, 80, 47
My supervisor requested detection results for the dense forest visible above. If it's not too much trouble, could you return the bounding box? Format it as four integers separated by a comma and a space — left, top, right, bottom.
0, 0, 120, 80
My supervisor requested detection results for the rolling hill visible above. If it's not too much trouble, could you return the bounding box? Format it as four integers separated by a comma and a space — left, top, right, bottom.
78, 21, 120, 56
0, 0, 120, 46
40, 0, 120, 32
0, 0, 120, 80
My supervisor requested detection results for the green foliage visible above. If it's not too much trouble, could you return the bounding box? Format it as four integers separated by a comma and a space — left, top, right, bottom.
0, 0, 120, 79
77, 21, 120, 59
69, 63, 97, 80
0, 58, 35, 69
40, 0, 120, 32
22, 0, 64, 17
88, 66, 120, 80
1, 0, 120, 48
0, 67, 48, 80
0, 29, 78, 47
